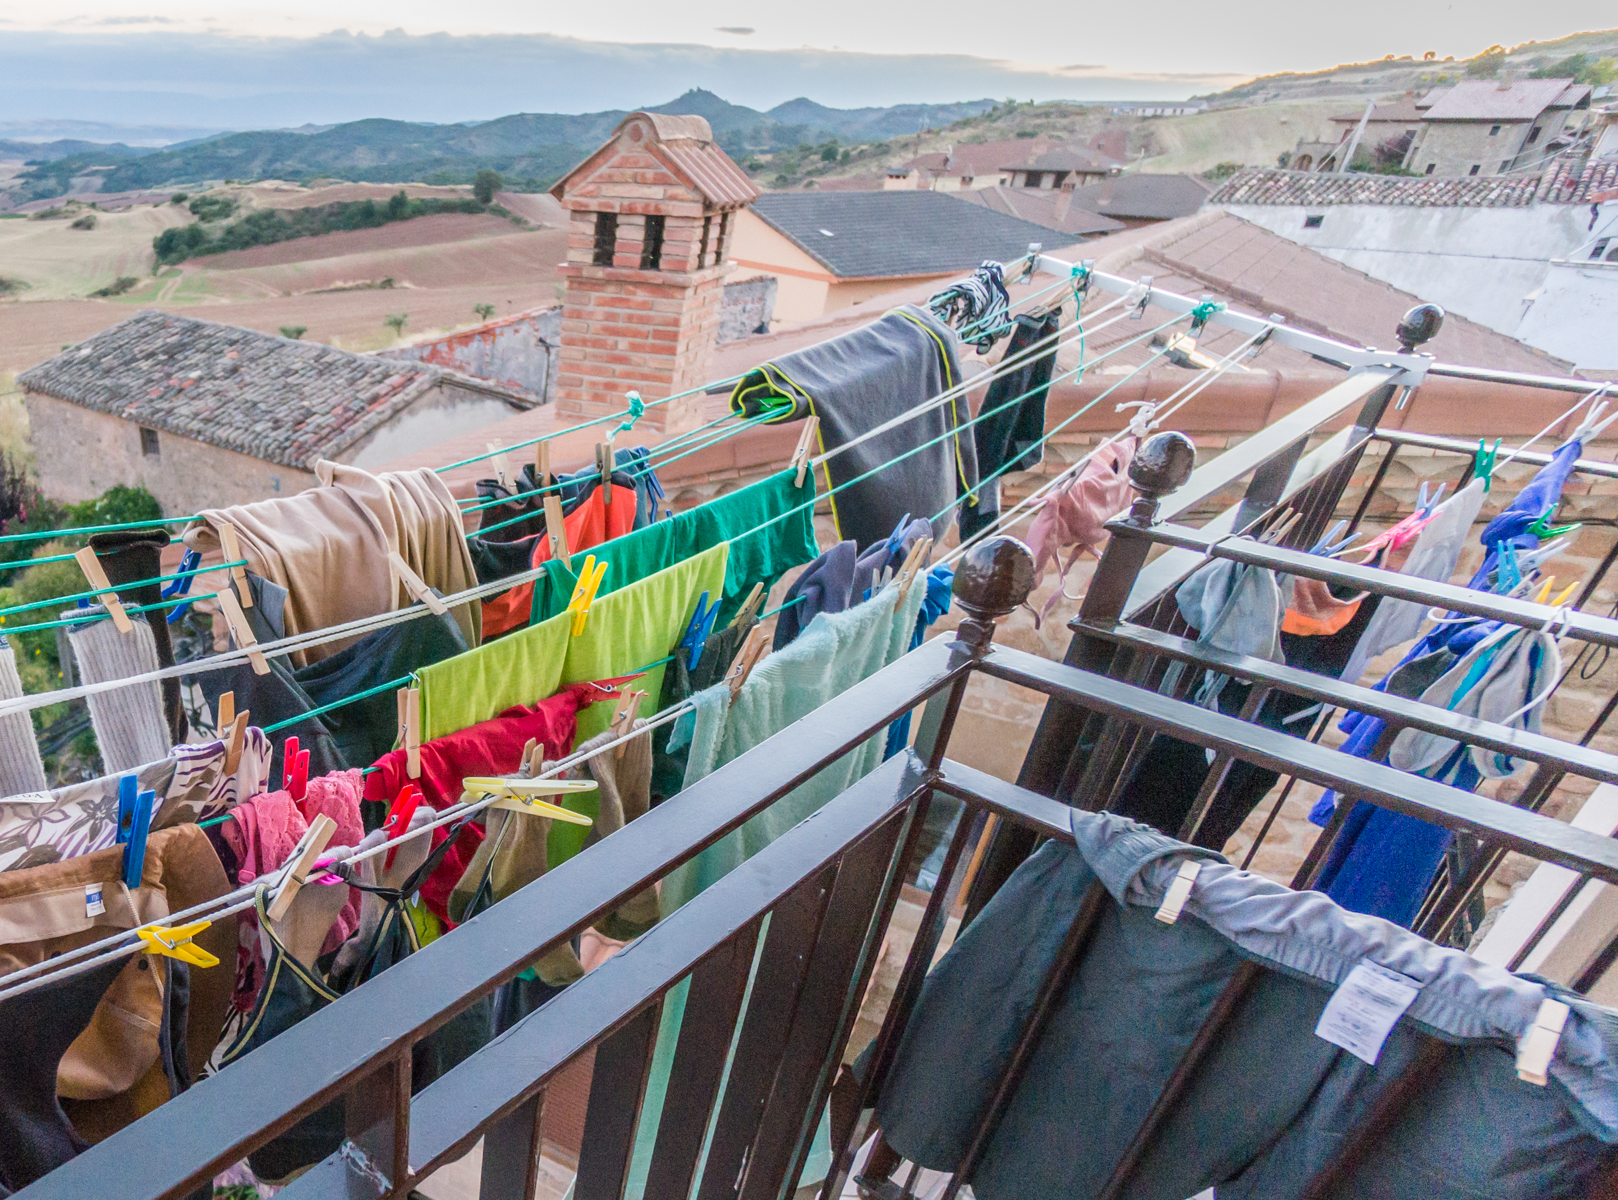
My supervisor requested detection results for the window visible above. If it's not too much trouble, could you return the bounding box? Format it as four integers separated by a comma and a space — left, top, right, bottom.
1593, 238, 1612, 261
698, 215, 712, 267
1303, 214, 1324, 229
639, 214, 665, 270
139, 427, 160, 457
1489, 124, 1501, 136
1526, 126, 1542, 145
1468, 164, 1481, 176
1424, 163, 1436, 174
591, 212, 617, 266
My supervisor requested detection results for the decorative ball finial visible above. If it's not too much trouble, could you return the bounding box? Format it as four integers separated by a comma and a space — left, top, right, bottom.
1123, 430, 1195, 527
951, 536, 1036, 653
1396, 303, 1445, 353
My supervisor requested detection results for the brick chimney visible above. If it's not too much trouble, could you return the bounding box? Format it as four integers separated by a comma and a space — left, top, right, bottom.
550, 113, 761, 434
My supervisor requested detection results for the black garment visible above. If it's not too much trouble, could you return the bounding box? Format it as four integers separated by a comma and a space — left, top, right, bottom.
88, 530, 188, 744
960, 310, 1059, 542
1111, 588, 1382, 849
471, 448, 666, 565
468, 535, 536, 585
650, 616, 760, 806
0, 955, 128, 1192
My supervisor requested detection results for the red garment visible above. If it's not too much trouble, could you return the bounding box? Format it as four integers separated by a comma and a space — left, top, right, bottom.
1025, 435, 1138, 621
481, 484, 638, 639
364, 684, 595, 923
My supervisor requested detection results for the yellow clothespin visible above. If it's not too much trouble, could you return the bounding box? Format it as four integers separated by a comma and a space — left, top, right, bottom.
463, 777, 597, 823
73, 547, 133, 634
401, 687, 421, 780
218, 522, 252, 608
1516, 996, 1571, 1086
730, 583, 764, 629
567, 556, 607, 636
225, 711, 249, 776
610, 689, 649, 759
387, 551, 449, 616
1551, 582, 1580, 608
1154, 860, 1202, 925
137, 919, 219, 968
217, 587, 269, 675
726, 624, 772, 702
791, 415, 820, 488
267, 814, 338, 922
1532, 576, 1557, 605
486, 442, 512, 490
543, 493, 570, 564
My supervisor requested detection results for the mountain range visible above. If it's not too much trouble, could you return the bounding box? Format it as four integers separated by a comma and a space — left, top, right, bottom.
10, 89, 996, 202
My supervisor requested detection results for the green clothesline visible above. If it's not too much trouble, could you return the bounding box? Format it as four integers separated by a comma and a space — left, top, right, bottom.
0, 559, 246, 621
0, 593, 221, 637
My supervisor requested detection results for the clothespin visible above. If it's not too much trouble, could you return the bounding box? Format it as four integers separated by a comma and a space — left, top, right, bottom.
543, 494, 570, 564
1551, 581, 1580, 608
1310, 519, 1348, 556
725, 624, 772, 702
225, 711, 249, 776
380, 783, 421, 870
791, 415, 821, 488
401, 687, 421, 779
1532, 576, 1557, 605
216, 691, 235, 731
535, 439, 551, 488
1526, 505, 1582, 542
681, 591, 720, 669
218, 522, 252, 608
115, 774, 155, 890
387, 551, 449, 615
1475, 438, 1500, 490
1516, 996, 1571, 1086
598, 433, 615, 510
898, 537, 935, 597
567, 556, 608, 637
267, 814, 338, 922
1129, 275, 1154, 319
609, 689, 649, 759
729, 583, 765, 631
73, 547, 133, 634
486, 442, 512, 490
282, 736, 309, 802
217, 587, 269, 675
463, 777, 596, 823
137, 919, 219, 969
1154, 860, 1202, 925
518, 738, 538, 777
1259, 510, 1302, 546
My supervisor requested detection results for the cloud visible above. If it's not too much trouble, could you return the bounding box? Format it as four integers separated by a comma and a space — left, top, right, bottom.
1061, 63, 1106, 72
91, 15, 178, 24
715, 26, 755, 35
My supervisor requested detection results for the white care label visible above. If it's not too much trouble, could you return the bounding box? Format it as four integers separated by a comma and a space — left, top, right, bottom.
1187, 1190, 1216, 1200
85, 884, 105, 917
1315, 961, 1420, 1065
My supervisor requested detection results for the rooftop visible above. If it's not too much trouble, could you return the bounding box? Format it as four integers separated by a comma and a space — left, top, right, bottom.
1210, 162, 1618, 208
952, 185, 1126, 237
549, 111, 760, 212
1421, 79, 1591, 122
1004, 149, 1121, 174
1329, 99, 1427, 124
904, 137, 1061, 179
748, 190, 1064, 280
19, 311, 534, 470
1064, 173, 1216, 221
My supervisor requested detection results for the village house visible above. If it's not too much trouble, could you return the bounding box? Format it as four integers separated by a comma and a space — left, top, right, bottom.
1403, 78, 1592, 176
885, 137, 1118, 192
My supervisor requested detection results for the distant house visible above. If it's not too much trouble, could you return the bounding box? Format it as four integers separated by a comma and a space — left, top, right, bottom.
19, 311, 539, 510
888, 137, 1117, 192
1596, 107, 1618, 160
1109, 102, 1208, 117
1063, 174, 1216, 228
1403, 79, 1592, 177
730, 191, 1066, 325
1003, 149, 1121, 190
953, 186, 1126, 239
1292, 97, 1432, 172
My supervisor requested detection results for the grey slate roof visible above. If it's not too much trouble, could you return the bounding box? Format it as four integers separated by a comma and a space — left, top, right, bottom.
1065, 174, 1216, 221
1209, 161, 1618, 208
19, 311, 534, 471
749, 191, 1071, 280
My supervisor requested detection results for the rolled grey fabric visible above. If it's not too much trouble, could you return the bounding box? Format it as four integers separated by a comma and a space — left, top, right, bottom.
64, 608, 171, 775
0, 637, 48, 797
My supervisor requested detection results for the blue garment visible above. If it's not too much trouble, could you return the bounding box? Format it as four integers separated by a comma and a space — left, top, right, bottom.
1466, 440, 1581, 590
884, 563, 955, 759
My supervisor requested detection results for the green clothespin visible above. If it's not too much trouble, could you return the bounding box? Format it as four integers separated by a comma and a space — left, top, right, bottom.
1475, 438, 1500, 491
1525, 505, 1581, 541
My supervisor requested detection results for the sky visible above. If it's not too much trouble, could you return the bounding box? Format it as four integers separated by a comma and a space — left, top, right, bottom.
0, 5, 1610, 132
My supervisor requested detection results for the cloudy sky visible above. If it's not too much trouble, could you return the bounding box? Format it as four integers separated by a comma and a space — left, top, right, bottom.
1, 5, 1609, 130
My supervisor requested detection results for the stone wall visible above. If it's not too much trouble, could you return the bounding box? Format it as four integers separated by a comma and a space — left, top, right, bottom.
718, 276, 777, 343
381, 306, 563, 401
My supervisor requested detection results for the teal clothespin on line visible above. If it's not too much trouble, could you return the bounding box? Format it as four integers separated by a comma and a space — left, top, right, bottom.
617, 390, 645, 434
1475, 438, 1500, 491
1188, 298, 1225, 335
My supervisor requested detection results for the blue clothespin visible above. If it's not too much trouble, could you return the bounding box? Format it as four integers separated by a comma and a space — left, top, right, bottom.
115, 775, 156, 889
1309, 519, 1348, 555
163, 547, 202, 625
680, 592, 719, 671
1494, 541, 1523, 593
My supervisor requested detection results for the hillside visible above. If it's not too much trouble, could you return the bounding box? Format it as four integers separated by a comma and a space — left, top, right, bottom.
9, 90, 997, 205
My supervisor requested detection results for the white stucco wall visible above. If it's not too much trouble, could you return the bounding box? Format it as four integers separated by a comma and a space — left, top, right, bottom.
1218, 201, 1609, 365
1514, 261, 1618, 372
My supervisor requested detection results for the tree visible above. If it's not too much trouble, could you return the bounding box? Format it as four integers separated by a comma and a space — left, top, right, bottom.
1467, 46, 1507, 78
386, 190, 409, 221
279, 325, 308, 340
384, 313, 409, 338
1202, 161, 1242, 182
474, 303, 495, 321
473, 170, 503, 206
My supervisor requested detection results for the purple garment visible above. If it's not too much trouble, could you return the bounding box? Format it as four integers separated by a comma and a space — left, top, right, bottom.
852, 516, 934, 602
772, 540, 858, 651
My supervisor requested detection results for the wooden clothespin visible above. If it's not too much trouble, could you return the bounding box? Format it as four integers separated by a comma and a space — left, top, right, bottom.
463, 777, 596, 823
486, 442, 512, 490
225, 711, 249, 776
598, 433, 616, 510
73, 547, 133, 633
535, 439, 551, 487
402, 687, 421, 779
1259, 510, 1302, 547
543, 493, 570, 563
791, 415, 820, 488
567, 556, 607, 637
730, 583, 764, 630
218, 522, 252, 608
518, 738, 538, 778
267, 814, 338, 922
1154, 860, 1202, 925
609, 689, 649, 759
897, 537, 934, 598
1516, 996, 1571, 1086
725, 624, 771, 702
137, 919, 219, 969
387, 551, 449, 615
216, 691, 235, 731
217, 587, 269, 675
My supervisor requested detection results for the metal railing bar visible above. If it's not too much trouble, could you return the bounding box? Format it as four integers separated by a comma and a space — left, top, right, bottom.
1375, 429, 1618, 481
1079, 622, 1618, 786
575, 1000, 665, 1200
1422, 362, 1615, 396
931, 760, 1082, 845
973, 644, 1618, 886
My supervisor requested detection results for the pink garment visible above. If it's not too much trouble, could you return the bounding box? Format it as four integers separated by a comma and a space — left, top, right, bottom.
1025, 435, 1138, 621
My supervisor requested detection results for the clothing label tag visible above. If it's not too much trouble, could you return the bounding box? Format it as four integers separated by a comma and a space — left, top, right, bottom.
1188, 1190, 1215, 1200
85, 884, 105, 917
1316, 961, 1420, 1065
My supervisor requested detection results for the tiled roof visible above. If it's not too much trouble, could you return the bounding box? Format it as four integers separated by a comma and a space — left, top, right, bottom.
550, 112, 759, 211
905, 138, 1057, 179
1065, 174, 1216, 221
954, 186, 1126, 236
1208, 167, 1545, 208
19, 311, 533, 470
749, 190, 1066, 279
1007, 150, 1120, 173
1330, 99, 1426, 124
1539, 159, 1618, 205
1422, 79, 1590, 121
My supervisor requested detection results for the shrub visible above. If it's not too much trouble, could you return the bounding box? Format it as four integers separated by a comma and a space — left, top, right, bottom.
90, 276, 139, 298
386, 189, 409, 220
170, 193, 189, 204
1466, 46, 1507, 77
473, 170, 503, 205
474, 303, 495, 321
279, 325, 308, 340
70, 214, 96, 230
187, 194, 236, 221
149, 195, 482, 265
384, 313, 408, 336
1203, 161, 1242, 182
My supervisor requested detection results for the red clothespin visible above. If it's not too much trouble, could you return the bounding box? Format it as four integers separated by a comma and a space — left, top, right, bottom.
282, 736, 309, 801
381, 783, 421, 870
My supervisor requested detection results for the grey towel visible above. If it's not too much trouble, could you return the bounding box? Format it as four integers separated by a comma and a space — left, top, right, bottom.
64, 608, 171, 775
730, 304, 977, 551
0, 638, 47, 797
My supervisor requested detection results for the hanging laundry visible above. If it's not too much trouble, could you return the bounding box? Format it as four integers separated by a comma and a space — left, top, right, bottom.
871, 810, 1618, 1200
1024, 434, 1139, 620
1280, 576, 1364, 636
86, 530, 188, 743
652, 615, 759, 807
473, 446, 667, 549
885, 563, 956, 759
1467, 439, 1584, 590
0, 824, 233, 1187
730, 305, 978, 551
960, 309, 1061, 541
0, 636, 48, 797
185, 461, 480, 667
65, 607, 171, 775
852, 515, 934, 602
927, 260, 1012, 353
1168, 557, 1288, 710
772, 540, 857, 651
